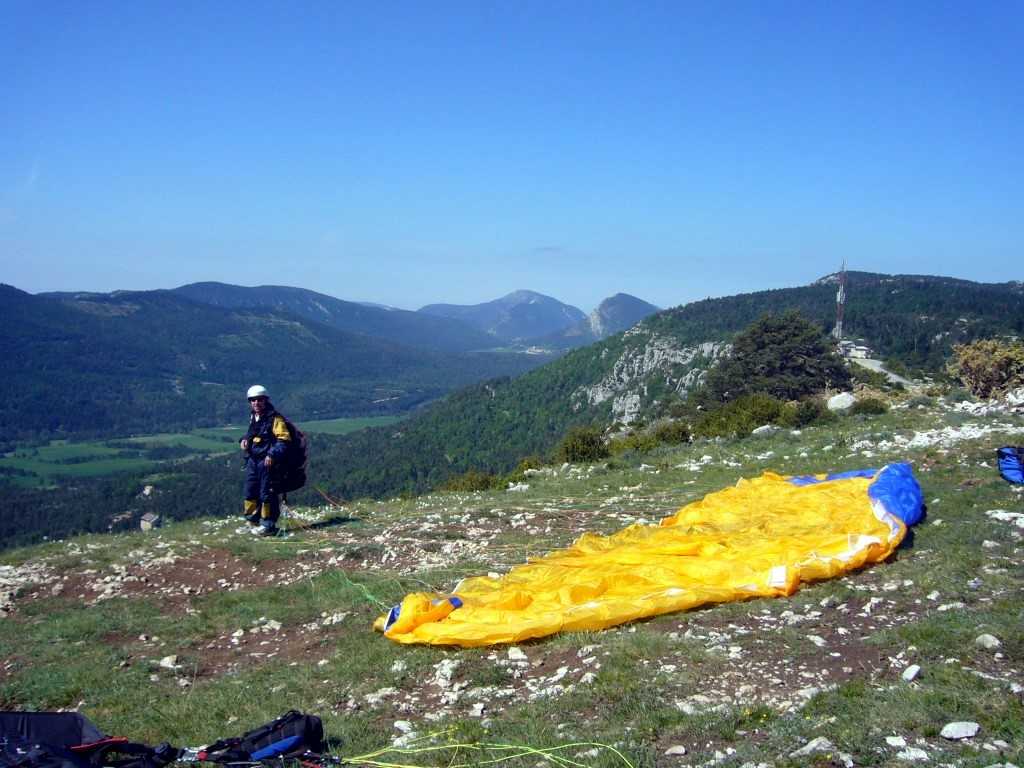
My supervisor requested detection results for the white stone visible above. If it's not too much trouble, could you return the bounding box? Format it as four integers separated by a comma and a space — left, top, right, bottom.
393, 720, 414, 734
664, 745, 687, 756
976, 634, 1002, 650
902, 664, 921, 682
752, 425, 779, 436
790, 737, 834, 757
941, 721, 980, 740
364, 687, 397, 705
432, 658, 461, 688
827, 393, 856, 412
158, 655, 178, 669
508, 647, 527, 661
885, 736, 907, 747
897, 747, 929, 761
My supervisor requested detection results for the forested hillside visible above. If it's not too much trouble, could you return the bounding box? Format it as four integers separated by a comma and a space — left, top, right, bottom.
295, 271, 1024, 498
170, 282, 499, 353
2, 285, 546, 442
649, 272, 1024, 368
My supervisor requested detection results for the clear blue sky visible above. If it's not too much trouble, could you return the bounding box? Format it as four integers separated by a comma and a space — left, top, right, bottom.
2, 1, 1021, 312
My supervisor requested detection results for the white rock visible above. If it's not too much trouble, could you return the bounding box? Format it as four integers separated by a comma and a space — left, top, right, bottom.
885, 735, 907, 747
469, 702, 485, 717
790, 736, 834, 757
158, 655, 178, 669
506, 482, 530, 492
827, 393, 856, 412
433, 658, 461, 688
897, 747, 929, 760
393, 720, 414, 734
976, 634, 1002, 650
664, 745, 687, 756
902, 664, 921, 682
364, 687, 397, 705
941, 721, 980, 740
508, 647, 527, 661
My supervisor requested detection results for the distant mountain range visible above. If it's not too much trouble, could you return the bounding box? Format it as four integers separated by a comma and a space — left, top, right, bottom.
535, 293, 661, 349
170, 282, 498, 354
2, 284, 544, 440
419, 289, 587, 343
8, 282, 659, 441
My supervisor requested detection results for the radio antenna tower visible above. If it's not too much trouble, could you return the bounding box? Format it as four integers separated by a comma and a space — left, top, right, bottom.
832, 260, 847, 340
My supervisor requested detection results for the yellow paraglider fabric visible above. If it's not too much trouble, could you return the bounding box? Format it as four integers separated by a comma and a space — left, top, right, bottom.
374, 470, 906, 647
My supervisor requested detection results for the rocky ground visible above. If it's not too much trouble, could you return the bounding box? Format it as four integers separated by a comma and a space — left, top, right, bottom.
2, 394, 1023, 767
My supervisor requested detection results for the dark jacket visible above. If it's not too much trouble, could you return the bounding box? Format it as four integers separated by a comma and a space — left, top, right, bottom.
244, 406, 291, 462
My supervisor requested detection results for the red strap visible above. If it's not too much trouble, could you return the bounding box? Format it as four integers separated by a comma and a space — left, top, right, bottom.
70, 737, 130, 752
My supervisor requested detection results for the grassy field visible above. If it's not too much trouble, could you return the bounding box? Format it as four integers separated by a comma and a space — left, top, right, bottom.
2, 395, 1022, 766
0, 416, 404, 486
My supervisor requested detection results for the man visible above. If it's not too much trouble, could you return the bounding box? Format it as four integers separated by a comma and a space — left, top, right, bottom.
240, 385, 291, 536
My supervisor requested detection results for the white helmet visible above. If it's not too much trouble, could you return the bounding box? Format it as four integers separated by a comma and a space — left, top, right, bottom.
247, 384, 269, 399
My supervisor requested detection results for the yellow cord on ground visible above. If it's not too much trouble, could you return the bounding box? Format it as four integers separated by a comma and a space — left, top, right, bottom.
343, 732, 635, 768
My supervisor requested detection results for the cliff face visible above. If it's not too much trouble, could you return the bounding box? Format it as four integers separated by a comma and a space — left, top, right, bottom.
572, 327, 729, 423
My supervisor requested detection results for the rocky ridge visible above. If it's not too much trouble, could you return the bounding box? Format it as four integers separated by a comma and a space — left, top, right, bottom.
572, 327, 728, 423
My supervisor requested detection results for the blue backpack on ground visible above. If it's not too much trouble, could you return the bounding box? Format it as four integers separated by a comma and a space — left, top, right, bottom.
997, 447, 1024, 484
198, 711, 325, 763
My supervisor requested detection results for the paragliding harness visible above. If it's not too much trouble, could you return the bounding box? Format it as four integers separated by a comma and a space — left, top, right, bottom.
275, 418, 308, 498
197, 711, 325, 765
1, 712, 330, 768
997, 446, 1024, 484
0, 712, 180, 768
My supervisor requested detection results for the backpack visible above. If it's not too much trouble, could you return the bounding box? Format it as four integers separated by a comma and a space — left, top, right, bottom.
0, 713, 179, 768
275, 416, 309, 495
197, 711, 325, 763
997, 446, 1024, 484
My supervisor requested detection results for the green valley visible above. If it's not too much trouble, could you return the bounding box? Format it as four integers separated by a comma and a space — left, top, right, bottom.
0, 416, 403, 488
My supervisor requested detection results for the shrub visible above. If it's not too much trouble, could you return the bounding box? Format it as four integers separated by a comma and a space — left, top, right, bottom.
944, 386, 973, 404
948, 339, 1024, 398
653, 420, 691, 445
609, 431, 659, 456
906, 395, 936, 408
693, 393, 786, 439
554, 426, 609, 464
514, 455, 545, 473
850, 397, 888, 415
694, 310, 851, 406
440, 469, 500, 492
779, 398, 832, 428
849, 364, 890, 389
